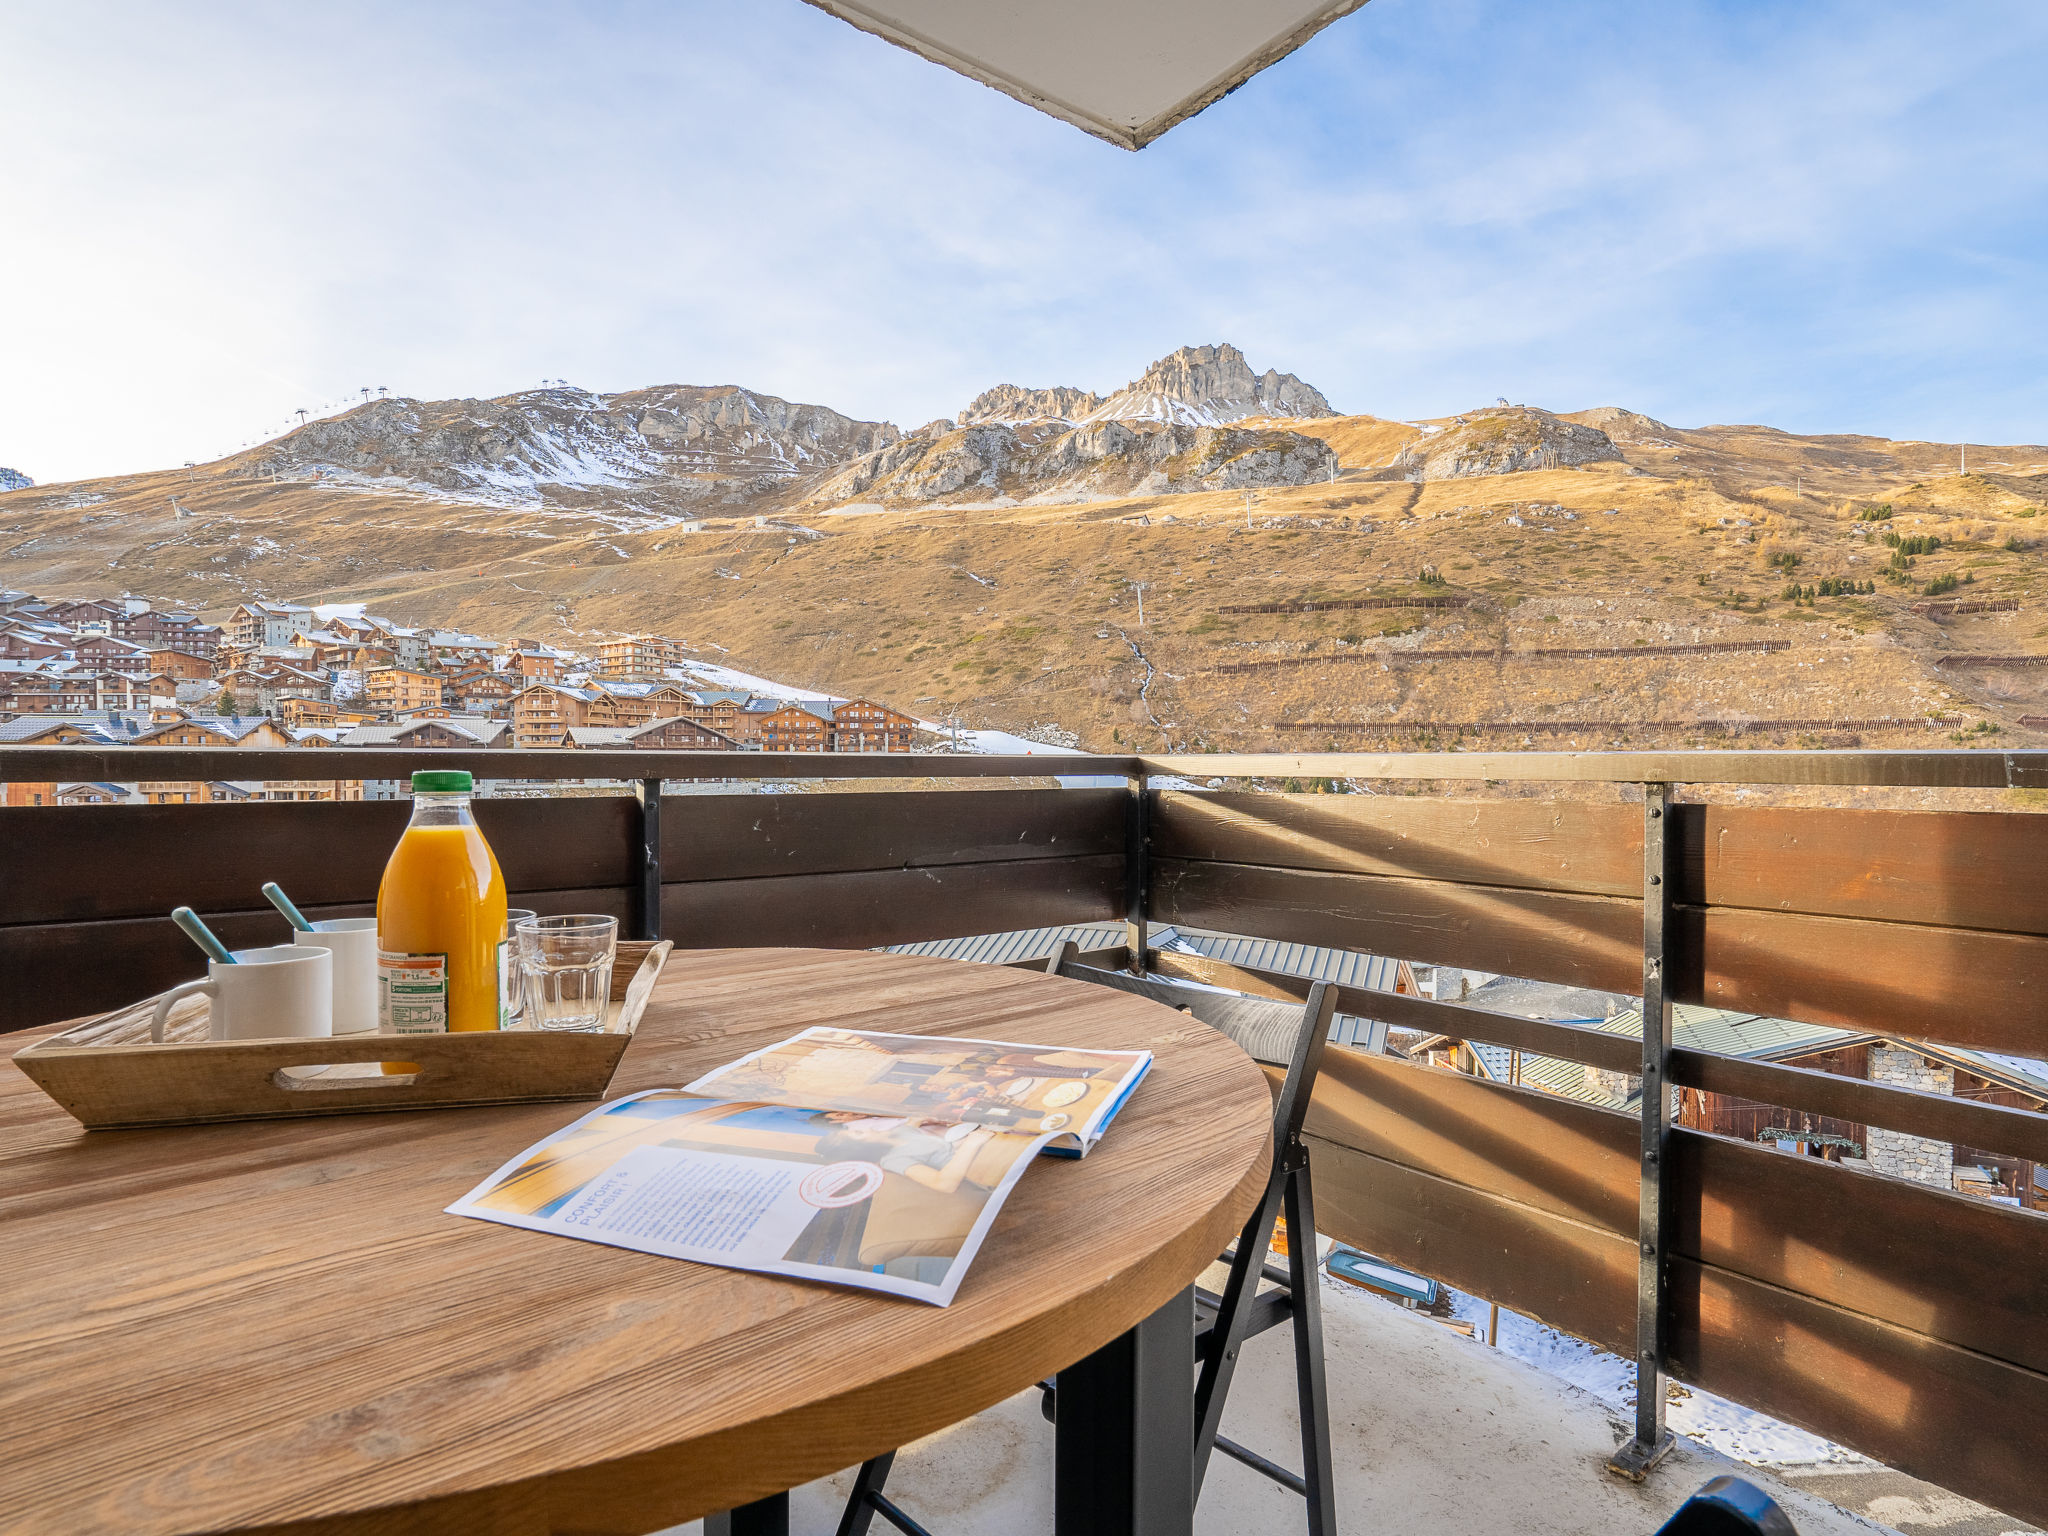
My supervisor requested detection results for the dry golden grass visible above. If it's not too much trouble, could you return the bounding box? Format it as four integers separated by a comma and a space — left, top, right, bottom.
4, 416, 2046, 756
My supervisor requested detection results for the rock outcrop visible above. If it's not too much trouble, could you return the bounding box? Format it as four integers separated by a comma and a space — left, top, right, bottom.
809, 417, 1337, 505
958, 384, 1106, 425
1565, 406, 1676, 444
0, 467, 32, 492
1081, 343, 1335, 426
1390, 408, 1622, 481
242, 385, 898, 508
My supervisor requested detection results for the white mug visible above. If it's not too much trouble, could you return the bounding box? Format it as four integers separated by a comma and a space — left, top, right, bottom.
293, 918, 379, 1035
151, 945, 333, 1043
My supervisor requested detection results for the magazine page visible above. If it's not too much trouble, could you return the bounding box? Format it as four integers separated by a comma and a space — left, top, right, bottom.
680, 1026, 1151, 1152
447, 1088, 1052, 1306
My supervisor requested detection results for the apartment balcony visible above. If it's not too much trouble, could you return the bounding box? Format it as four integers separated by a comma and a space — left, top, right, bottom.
2, 742, 2044, 1536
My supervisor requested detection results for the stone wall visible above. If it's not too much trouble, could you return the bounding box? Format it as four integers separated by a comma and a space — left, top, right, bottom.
1864, 1044, 1955, 1187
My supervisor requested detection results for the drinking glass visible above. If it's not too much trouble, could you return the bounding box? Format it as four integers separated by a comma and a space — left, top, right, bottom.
514, 915, 618, 1032
503, 909, 537, 1026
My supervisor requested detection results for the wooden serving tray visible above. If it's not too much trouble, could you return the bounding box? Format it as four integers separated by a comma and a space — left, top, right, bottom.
14, 940, 672, 1131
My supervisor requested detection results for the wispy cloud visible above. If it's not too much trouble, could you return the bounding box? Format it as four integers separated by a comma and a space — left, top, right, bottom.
2, 0, 2044, 483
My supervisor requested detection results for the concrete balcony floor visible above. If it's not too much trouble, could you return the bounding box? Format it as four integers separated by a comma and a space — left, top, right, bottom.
666, 1263, 2002, 1536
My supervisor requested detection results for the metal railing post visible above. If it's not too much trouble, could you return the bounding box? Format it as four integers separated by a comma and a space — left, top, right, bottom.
633, 777, 663, 942
1124, 770, 1149, 974
1610, 781, 1676, 1479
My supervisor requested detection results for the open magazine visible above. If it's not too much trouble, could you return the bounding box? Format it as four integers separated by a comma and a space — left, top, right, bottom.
447, 1028, 1152, 1306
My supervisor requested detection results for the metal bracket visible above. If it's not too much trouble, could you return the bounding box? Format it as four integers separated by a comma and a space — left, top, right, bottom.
1123, 771, 1149, 975
633, 777, 662, 942
1611, 781, 1676, 1475
1605, 1428, 1676, 1483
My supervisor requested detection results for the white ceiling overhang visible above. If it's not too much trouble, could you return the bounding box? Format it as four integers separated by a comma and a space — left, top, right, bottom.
804, 0, 1370, 151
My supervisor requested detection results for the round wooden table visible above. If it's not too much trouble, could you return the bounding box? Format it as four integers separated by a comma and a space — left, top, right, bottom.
0, 948, 1273, 1536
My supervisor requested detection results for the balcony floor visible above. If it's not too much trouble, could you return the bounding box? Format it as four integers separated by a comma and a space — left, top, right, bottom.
666, 1265, 1885, 1536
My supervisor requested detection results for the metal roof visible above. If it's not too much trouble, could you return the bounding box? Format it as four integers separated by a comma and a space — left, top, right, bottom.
883, 921, 1396, 1052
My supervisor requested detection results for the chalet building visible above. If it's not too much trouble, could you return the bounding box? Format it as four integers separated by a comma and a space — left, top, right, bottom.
132, 716, 296, 750
3, 781, 58, 806
563, 717, 739, 750
0, 632, 69, 661
509, 683, 661, 749
453, 672, 515, 716
146, 648, 214, 680
672, 689, 750, 741
0, 671, 96, 713
363, 667, 446, 713
134, 780, 254, 805
829, 698, 918, 752
217, 665, 330, 716
339, 718, 511, 750
223, 602, 316, 650
279, 697, 342, 728
70, 635, 155, 675
348, 644, 399, 673
247, 780, 365, 803
595, 634, 688, 682
756, 701, 832, 752
509, 646, 566, 684
54, 782, 132, 806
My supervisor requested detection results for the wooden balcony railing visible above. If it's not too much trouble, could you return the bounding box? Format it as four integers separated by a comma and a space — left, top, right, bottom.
3, 744, 2046, 1525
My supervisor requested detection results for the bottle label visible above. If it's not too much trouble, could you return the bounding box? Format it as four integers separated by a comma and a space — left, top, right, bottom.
379, 951, 448, 1033
496, 939, 510, 1029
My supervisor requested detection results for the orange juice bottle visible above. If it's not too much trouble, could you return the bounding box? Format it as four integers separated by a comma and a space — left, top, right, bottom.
377, 770, 509, 1035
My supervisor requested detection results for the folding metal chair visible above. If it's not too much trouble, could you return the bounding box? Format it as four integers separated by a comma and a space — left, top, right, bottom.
837, 941, 1341, 1536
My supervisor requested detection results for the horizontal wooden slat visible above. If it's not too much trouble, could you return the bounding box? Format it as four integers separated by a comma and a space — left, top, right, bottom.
1002, 944, 1129, 975
1142, 749, 2048, 788
0, 798, 635, 924
1307, 1136, 1635, 1353
1673, 1259, 2048, 1530
1150, 792, 1640, 896
669, 788, 1121, 881
0, 888, 632, 1033
664, 855, 1123, 953
0, 745, 1142, 783
1156, 792, 2048, 935
1679, 804, 2048, 934
1151, 858, 1644, 996
1682, 903, 2048, 1057
1674, 1047, 2048, 1167
1336, 987, 1645, 1074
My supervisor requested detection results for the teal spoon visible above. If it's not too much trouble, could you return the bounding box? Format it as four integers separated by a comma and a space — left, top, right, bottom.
171, 907, 236, 965
261, 882, 315, 932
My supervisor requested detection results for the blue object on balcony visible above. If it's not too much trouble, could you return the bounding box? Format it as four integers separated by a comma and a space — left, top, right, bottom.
1325, 1245, 1438, 1307
1655, 1475, 1797, 1535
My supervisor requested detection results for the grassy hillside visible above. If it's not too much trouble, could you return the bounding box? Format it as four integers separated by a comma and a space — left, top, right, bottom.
6, 414, 2047, 762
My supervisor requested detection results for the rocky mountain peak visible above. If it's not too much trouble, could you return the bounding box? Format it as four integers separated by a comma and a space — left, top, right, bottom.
958, 384, 1106, 425
1082, 342, 1335, 427
0, 467, 33, 493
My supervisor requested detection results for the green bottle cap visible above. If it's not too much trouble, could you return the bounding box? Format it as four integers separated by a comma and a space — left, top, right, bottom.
411, 769, 474, 794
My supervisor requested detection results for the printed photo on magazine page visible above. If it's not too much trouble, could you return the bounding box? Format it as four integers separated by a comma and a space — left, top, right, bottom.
447, 1088, 1052, 1305
682, 1026, 1151, 1152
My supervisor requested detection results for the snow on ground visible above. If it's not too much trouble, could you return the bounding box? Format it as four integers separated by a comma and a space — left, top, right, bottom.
1440, 1287, 1865, 1470
311, 601, 367, 622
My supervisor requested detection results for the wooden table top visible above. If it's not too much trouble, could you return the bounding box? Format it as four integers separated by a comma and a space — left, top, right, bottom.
0, 948, 1273, 1536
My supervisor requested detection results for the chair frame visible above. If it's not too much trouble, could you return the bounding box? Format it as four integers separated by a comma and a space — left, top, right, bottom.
837, 941, 1342, 1536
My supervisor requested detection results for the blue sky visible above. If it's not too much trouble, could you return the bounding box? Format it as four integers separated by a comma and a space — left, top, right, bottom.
3, 0, 2044, 483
